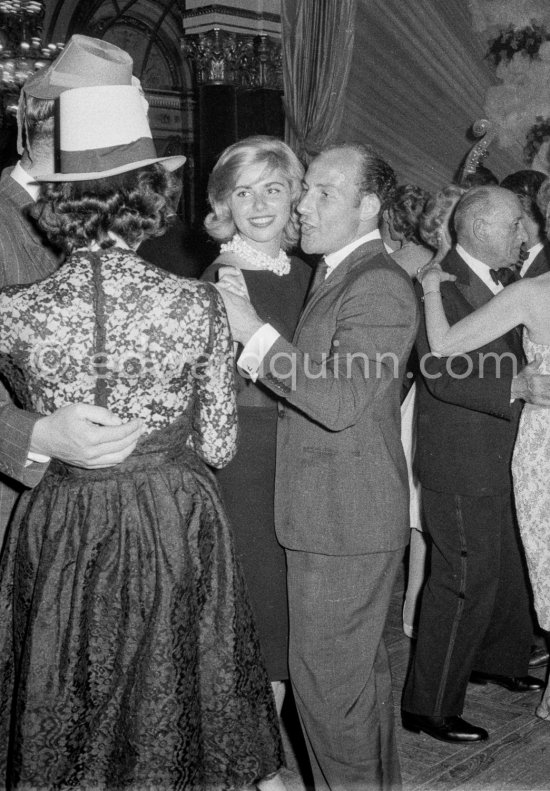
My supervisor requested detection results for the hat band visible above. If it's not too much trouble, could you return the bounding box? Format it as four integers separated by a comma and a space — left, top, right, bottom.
60, 137, 158, 175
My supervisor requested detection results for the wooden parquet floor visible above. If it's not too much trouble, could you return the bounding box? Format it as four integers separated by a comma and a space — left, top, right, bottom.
280, 563, 550, 791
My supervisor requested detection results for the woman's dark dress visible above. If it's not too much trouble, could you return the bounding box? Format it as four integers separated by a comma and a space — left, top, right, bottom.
0, 248, 283, 789
203, 257, 311, 680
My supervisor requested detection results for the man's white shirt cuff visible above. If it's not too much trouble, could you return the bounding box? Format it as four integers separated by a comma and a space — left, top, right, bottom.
26, 451, 51, 466
238, 324, 280, 381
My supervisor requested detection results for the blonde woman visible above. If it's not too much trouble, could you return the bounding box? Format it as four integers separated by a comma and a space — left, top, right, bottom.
203, 136, 310, 721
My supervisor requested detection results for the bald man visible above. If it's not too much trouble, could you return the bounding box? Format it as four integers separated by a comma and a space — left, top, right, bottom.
402, 187, 549, 743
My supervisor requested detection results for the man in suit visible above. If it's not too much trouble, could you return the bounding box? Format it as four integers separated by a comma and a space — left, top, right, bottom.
0, 36, 145, 545
402, 186, 548, 744
218, 143, 419, 790
500, 169, 550, 279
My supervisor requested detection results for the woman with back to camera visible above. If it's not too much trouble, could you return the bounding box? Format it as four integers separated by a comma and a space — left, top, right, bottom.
417, 187, 550, 722
419, 184, 466, 259
381, 183, 433, 276
0, 84, 283, 789
395, 183, 466, 638
202, 136, 311, 736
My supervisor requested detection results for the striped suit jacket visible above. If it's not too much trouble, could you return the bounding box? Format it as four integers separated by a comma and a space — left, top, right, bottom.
0, 167, 61, 544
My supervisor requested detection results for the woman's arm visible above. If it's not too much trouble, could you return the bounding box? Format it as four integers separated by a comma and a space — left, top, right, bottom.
420, 268, 532, 356
193, 285, 238, 468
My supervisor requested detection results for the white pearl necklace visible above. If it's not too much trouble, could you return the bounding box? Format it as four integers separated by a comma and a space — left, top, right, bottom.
220, 234, 291, 276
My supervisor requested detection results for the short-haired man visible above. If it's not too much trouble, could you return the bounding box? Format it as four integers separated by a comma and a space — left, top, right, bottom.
0, 36, 144, 545
402, 186, 549, 743
218, 143, 419, 790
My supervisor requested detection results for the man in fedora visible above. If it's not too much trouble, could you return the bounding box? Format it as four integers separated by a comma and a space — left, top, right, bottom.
0, 35, 145, 547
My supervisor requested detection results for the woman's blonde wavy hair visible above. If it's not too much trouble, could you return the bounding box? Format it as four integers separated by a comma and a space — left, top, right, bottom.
204, 135, 304, 250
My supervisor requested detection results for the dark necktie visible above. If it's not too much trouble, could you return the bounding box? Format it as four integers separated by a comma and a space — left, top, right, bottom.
489, 267, 517, 287
308, 258, 328, 301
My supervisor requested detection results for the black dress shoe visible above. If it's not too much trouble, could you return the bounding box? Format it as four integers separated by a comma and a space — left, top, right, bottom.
470, 671, 544, 692
402, 712, 488, 743
529, 645, 550, 669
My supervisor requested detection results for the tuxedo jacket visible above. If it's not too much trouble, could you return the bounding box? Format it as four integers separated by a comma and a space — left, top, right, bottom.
256, 239, 419, 555
0, 169, 61, 532
415, 247, 523, 497
522, 240, 550, 278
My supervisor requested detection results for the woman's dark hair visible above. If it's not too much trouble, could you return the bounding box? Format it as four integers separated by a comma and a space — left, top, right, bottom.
384, 184, 430, 244
30, 163, 180, 254
500, 169, 547, 230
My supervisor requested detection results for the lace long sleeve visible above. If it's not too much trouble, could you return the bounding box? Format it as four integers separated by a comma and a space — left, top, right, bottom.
193, 285, 237, 468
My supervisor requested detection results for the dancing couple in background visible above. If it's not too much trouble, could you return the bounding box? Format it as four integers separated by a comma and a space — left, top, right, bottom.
417, 184, 550, 725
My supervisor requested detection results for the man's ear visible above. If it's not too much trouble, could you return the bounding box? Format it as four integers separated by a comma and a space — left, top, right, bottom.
360, 193, 381, 221
472, 217, 487, 243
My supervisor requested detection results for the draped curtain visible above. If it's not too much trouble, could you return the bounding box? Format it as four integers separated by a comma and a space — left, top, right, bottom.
281, 0, 357, 161
339, 0, 519, 190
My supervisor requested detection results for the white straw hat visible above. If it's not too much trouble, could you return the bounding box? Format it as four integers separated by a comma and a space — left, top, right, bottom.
36, 84, 185, 181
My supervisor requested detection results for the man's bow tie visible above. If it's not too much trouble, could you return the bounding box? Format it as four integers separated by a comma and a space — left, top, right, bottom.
490, 267, 517, 287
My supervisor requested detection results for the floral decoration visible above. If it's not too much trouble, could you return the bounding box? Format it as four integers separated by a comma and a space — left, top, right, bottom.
466, 0, 550, 170
486, 24, 549, 66
468, 0, 550, 33
523, 115, 550, 164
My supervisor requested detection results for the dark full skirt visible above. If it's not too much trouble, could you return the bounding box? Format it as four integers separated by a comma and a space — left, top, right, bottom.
0, 420, 283, 790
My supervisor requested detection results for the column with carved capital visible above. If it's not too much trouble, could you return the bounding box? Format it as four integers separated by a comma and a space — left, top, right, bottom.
181, 1, 284, 223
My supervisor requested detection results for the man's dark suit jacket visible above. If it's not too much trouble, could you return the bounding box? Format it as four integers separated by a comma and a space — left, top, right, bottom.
0, 169, 61, 535
522, 240, 550, 279
255, 239, 419, 555
0, 168, 62, 289
415, 247, 523, 497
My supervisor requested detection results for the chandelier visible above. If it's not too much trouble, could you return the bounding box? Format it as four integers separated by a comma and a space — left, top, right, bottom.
0, 0, 64, 119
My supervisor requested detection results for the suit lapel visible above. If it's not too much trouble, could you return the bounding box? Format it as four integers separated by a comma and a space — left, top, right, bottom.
294, 239, 386, 338
444, 248, 495, 310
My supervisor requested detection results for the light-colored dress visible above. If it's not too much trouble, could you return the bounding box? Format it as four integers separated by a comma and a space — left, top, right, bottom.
512, 331, 550, 630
